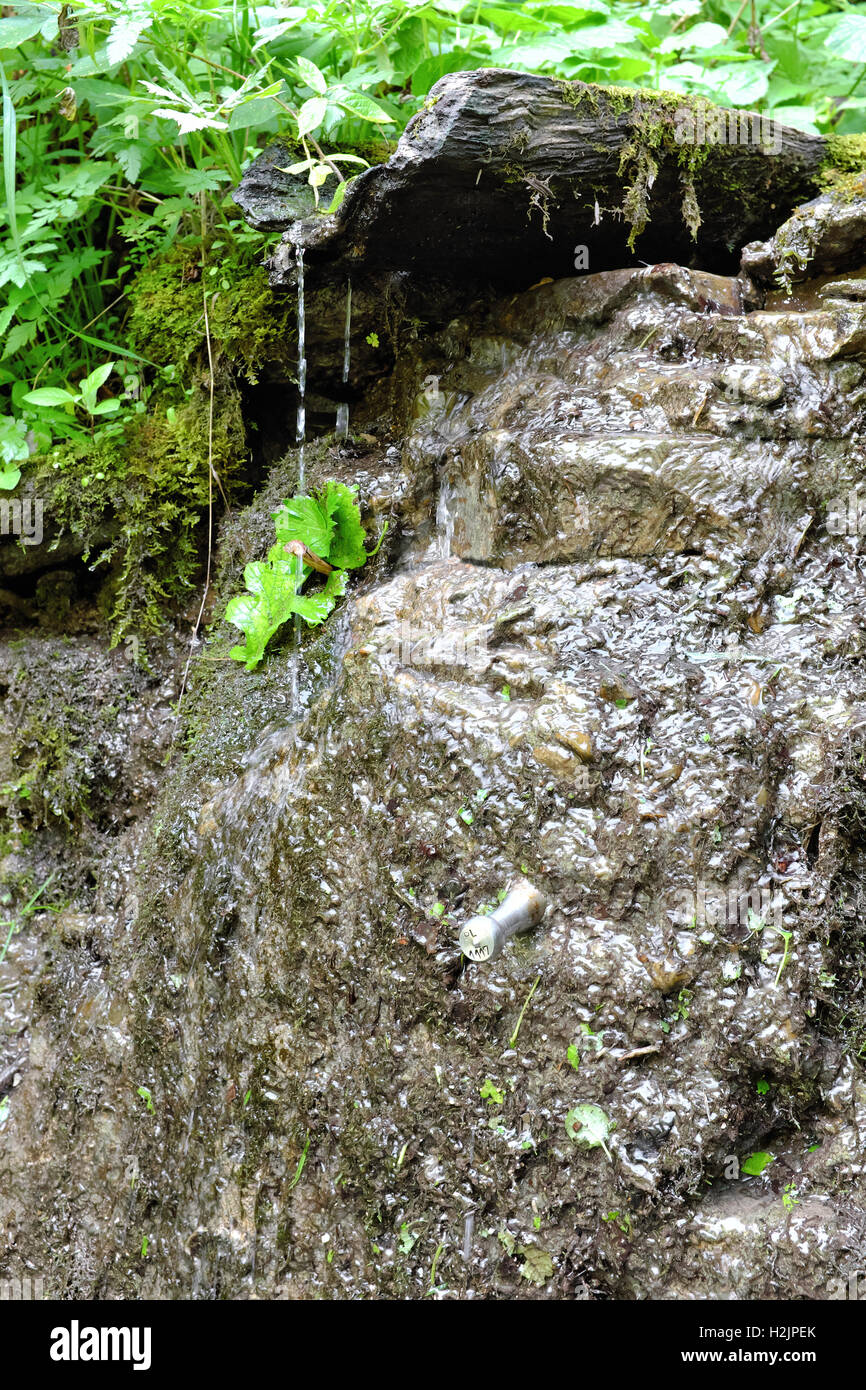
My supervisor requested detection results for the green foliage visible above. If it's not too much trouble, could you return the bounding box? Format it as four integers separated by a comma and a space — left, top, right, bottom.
479, 1077, 505, 1104
565, 1102, 615, 1161
741, 1149, 775, 1175
226, 481, 381, 670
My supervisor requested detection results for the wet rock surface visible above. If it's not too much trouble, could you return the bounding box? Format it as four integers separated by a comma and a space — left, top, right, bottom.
2, 183, 866, 1300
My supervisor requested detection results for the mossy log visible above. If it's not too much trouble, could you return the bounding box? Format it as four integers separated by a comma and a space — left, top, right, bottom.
235, 69, 840, 288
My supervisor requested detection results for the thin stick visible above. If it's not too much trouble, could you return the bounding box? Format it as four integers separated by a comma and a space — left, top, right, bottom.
509, 974, 541, 1049
175, 288, 219, 720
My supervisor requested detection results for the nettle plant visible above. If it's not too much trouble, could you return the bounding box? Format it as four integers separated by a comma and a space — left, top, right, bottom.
225, 480, 385, 670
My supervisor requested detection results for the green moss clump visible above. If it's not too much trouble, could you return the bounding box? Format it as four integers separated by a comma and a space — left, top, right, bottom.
819, 134, 866, 198
127, 243, 298, 384
46, 382, 245, 645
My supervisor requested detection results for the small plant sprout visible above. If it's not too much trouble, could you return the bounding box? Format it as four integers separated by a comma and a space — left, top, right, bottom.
782, 1182, 800, 1210
565, 1103, 615, 1162
136, 1086, 154, 1114
480, 1078, 505, 1105
567, 1043, 580, 1072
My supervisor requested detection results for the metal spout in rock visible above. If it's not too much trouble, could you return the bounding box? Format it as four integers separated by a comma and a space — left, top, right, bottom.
459, 880, 547, 963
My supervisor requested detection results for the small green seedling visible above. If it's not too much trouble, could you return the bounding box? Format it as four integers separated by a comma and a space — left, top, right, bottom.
480, 1078, 504, 1105
136, 1086, 154, 1114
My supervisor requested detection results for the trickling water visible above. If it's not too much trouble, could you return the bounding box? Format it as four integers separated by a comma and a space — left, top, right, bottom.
296, 246, 307, 474
292, 244, 307, 711
434, 475, 456, 559
336, 278, 352, 440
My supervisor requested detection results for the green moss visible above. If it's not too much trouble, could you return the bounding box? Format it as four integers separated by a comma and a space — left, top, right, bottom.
819, 134, 866, 198
45, 382, 246, 645
127, 243, 298, 384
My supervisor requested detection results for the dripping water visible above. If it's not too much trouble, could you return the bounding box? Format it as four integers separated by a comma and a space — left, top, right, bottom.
291, 244, 307, 712
336, 278, 351, 440
435, 475, 456, 560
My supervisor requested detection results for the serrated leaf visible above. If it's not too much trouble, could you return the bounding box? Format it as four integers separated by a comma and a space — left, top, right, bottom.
274, 493, 335, 558
324, 482, 368, 569
151, 108, 229, 134
519, 1247, 554, 1286
106, 15, 152, 67
565, 1103, 615, 1161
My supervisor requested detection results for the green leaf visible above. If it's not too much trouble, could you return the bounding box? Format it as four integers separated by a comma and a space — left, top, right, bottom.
22, 387, 76, 407
335, 90, 394, 125
565, 1103, 615, 1161
296, 56, 328, 95
106, 15, 152, 66
274, 493, 335, 558
741, 1150, 775, 1176
825, 15, 866, 65
519, 1247, 554, 1286
567, 1044, 580, 1072
0, 466, 21, 491
297, 96, 328, 136
480, 1078, 505, 1104
80, 361, 115, 398
0, 13, 51, 50
226, 543, 303, 671
324, 482, 368, 568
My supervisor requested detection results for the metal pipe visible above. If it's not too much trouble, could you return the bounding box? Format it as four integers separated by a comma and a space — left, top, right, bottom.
458, 880, 547, 963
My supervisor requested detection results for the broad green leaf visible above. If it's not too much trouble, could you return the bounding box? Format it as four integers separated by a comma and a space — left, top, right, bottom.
228, 96, 280, 131
226, 543, 303, 671
825, 15, 866, 65
0, 467, 21, 490
659, 21, 727, 52
297, 96, 328, 136
565, 1103, 615, 1161
519, 1247, 554, 1286
22, 387, 76, 407
292, 567, 348, 624
741, 1150, 775, 1176
274, 493, 335, 558
296, 56, 328, 95
324, 482, 368, 569
0, 13, 51, 50
80, 361, 115, 397
335, 90, 395, 124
